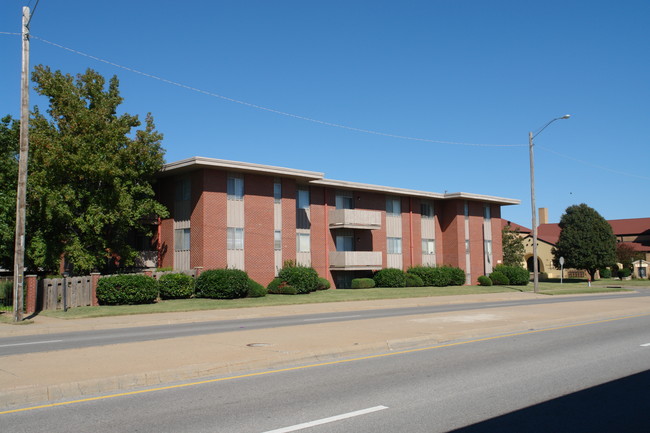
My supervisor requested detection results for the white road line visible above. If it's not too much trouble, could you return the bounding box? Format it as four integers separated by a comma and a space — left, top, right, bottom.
640, 343, 650, 347
0, 339, 63, 348
303, 315, 362, 322
262, 405, 388, 433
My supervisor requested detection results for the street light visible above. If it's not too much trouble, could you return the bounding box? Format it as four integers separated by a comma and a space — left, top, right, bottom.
529, 114, 570, 293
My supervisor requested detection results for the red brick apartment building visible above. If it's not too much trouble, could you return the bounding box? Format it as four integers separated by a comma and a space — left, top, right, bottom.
155, 157, 520, 288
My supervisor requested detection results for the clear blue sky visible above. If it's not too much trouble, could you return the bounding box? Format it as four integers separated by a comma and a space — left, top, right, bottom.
1, 1, 648, 226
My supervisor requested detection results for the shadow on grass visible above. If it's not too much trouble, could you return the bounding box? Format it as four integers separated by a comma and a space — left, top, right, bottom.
453, 369, 650, 433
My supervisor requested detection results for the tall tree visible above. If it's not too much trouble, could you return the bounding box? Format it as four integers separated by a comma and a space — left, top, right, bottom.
616, 242, 642, 270
0, 116, 19, 270
502, 224, 525, 267
27, 65, 168, 274
552, 204, 616, 280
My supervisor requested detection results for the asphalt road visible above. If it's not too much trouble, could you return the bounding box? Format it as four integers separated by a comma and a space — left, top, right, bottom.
1, 291, 647, 356
3, 311, 650, 432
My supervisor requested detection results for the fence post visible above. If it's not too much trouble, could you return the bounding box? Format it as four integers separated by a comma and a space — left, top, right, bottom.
90, 273, 101, 306
25, 274, 37, 314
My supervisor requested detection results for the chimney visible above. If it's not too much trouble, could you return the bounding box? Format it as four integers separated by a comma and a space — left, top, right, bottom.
539, 207, 549, 225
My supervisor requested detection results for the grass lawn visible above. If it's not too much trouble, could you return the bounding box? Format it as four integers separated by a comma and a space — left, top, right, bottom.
1, 278, 645, 321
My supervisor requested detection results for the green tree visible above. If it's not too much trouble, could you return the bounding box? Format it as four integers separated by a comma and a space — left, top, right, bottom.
0, 115, 19, 269
501, 224, 525, 267
552, 204, 616, 280
26, 65, 168, 273
616, 242, 642, 270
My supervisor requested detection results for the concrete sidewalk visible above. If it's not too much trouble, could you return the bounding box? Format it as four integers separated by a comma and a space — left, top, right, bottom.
1, 291, 649, 409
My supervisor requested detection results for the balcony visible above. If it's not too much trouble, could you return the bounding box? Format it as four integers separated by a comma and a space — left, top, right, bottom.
329, 209, 381, 230
329, 251, 382, 270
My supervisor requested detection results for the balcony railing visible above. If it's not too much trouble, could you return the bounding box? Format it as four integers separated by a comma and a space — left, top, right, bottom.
329, 209, 381, 230
329, 251, 382, 270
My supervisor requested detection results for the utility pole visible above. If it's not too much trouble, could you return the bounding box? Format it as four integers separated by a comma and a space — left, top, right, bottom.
13, 6, 31, 322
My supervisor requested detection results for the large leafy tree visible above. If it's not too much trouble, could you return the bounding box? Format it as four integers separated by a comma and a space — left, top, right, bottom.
552, 204, 616, 280
502, 224, 525, 267
26, 65, 168, 273
0, 115, 19, 270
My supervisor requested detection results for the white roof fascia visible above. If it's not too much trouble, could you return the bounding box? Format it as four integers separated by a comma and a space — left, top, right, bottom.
310, 179, 445, 200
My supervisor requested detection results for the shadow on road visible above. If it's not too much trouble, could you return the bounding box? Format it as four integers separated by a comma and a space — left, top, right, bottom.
453, 369, 650, 433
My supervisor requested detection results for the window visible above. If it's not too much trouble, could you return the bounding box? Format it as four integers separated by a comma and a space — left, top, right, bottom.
336, 235, 354, 252
297, 233, 310, 253
274, 181, 282, 204
386, 197, 401, 216
464, 201, 469, 218
227, 176, 244, 200
336, 192, 354, 210
174, 228, 190, 251
421, 202, 434, 219
422, 239, 435, 255
484, 205, 491, 221
388, 237, 402, 254
274, 230, 282, 251
465, 240, 470, 254
297, 188, 310, 209
175, 178, 190, 202
484, 240, 492, 264
227, 227, 244, 250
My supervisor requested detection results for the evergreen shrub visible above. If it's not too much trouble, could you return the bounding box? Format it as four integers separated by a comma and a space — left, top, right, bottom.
278, 265, 319, 294
489, 271, 509, 285
317, 277, 331, 290
195, 269, 250, 299
444, 266, 467, 286
477, 275, 492, 286
266, 278, 298, 295
405, 273, 424, 287
351, 278, 376, 289
407, 266, 437, 286
158, 273, 195, 299
373, 268, 407, 288
247, 279, 267, 298
599, 268, 612, 278
96, 274, 159, 305
494, 265, 529, 285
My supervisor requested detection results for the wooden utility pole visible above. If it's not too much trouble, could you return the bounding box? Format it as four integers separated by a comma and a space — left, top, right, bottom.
13, 6, 31, 322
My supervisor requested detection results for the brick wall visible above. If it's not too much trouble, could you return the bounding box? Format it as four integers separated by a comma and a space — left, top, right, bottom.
439, 199, 464, 269
196, 169, 227, 270
243, 173, 275, 285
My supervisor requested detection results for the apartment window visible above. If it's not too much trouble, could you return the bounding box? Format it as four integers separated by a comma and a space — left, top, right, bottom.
484, 240, 492, 264
297, 188, 310, 209
386, 197, 401, 216
336, 235, 354, 252
421, 202, 434, 219
175, 178, 190, 202
274, 181, 282, 204
227, 176, 244, 200
465, 240, 470, 254
388, 237, 402, 254
464, 201, 469, 219
274, 230, 282, 251
422, 239, 435, 255
484, 205, 491, 221
336, 192, 354, 210
174, 228, 190, 251
227, 227, 244, 250
297, 233, 310, 253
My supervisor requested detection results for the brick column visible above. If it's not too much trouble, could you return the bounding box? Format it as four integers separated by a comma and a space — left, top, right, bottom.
25, 275, 37, 314
90, 273, 101, 306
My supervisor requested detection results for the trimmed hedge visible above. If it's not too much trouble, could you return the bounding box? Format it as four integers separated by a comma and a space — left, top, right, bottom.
266, 278, 298, 295
477, 275, 492, 286
618, 268, 632, 278
405, 273, 424, 287
195, 269, 250, 299
247, 279, 267, 298
158, 273, 195, 299
351, 278, 376, 289
489, 270, 509, 285
599, 268, 612, 278
407, 266, 437, 286
373, 268, 407, 288
317, 277, 331, 290
96, 274, 159, 305
494, 265, 529, 286
444, 266, 467, 286
278, 265, 320, 294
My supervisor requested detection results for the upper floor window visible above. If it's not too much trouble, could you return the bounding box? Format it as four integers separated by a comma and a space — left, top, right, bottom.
227, 227, 244, 250
175, 178, 190, 202
421, 202, 434, 219
386, 197, 401, 216
174, 228, 190, 251
297, 233, 311, 253
274, 230, 282, 251
297, 188, 310, 209
227, 176, 244, 200
464, 201, 469, 219
484, 205, 491, 221
422, 239, 435, 255
336, 235, 354, 252
336, 192, 354, 210
274, 180, 282, 204
388, 237, 402, 254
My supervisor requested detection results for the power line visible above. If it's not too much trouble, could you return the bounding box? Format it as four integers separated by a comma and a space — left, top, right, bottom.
30, 34, 524, 148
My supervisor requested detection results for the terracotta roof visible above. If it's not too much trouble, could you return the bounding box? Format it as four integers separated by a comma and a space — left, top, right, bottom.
619, 242, 650, 252
538, 223, 561, 245
608, 218, 650, 236
501, 220, 531, 234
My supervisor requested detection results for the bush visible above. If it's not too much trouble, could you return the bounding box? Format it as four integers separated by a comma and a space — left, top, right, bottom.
0, 280, 12, 307
247, 279, 267, 298
266, 278, 298, 295
351, 278, 376, 289
373, 268, 407, 288
538, 272, 549, 282
618, 268, 632, 278
278, 265, 320, 294
405, 273, 424, 287
429, 267, 452, 287
158, 273, 195, 299
96, 274, 159, 305
494, 265, 529, 286
443, 266, 467, 286
195, 269, 250, 299
316, 277, 331, 290
489, 271, 509, 285
599, 268, 612, 278
407, 266, 437, 286
477, 275, 492, 286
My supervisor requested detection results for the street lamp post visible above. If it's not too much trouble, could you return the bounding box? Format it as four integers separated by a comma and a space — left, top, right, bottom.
529, 114, 570, 293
